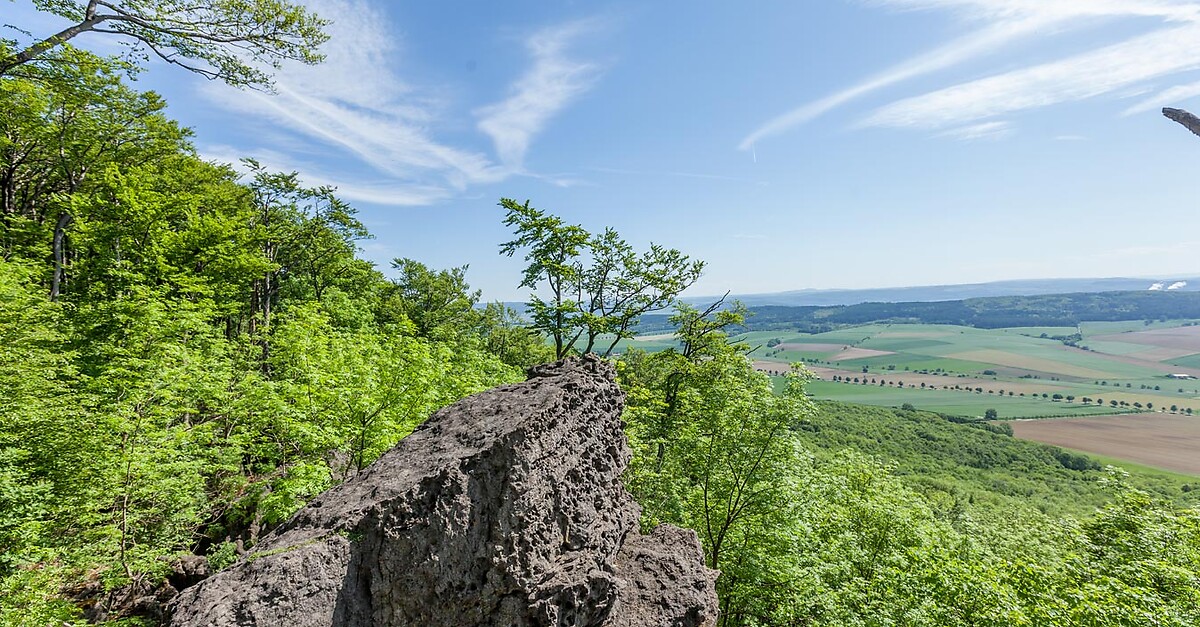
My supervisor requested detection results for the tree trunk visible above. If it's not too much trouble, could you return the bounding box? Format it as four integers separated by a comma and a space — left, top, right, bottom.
50, 211, 72, 300
1, 167, 15, 218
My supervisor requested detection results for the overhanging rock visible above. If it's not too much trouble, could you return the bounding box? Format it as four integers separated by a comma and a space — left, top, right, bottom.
169, 354, 718, 626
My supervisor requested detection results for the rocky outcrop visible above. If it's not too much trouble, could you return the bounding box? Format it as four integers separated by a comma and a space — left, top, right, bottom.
169, 355, 718, 626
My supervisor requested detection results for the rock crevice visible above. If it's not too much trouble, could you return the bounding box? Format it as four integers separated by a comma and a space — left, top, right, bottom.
169, 355, 717, 626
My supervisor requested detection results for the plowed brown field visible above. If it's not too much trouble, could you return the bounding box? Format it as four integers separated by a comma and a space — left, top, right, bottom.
1011, 414, 1200, 475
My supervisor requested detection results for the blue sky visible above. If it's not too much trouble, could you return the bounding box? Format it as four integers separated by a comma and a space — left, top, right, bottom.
9, 0, 1200, 301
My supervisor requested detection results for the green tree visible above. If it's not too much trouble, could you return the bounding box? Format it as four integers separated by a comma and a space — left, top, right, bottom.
0, 260, 77, 572
237, 162, 372, 359
499, 198, 702, 359
619, 299, 815, 623
268, 303, 519, 483
1, 0, 328, 88
0, 53, 189, 298
575, 227, 704, 355
476, 301, 554, 369
0, 56, 563, 622
498, 199, 587, 358
383, 258, 481, 340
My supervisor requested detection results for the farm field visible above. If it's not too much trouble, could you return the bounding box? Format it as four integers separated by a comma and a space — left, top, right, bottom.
803, 380, 1126, 419
747, 321, 1200, 417
1010, 414, 1200, 475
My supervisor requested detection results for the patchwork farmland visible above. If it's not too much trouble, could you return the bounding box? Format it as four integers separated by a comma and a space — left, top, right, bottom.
739, 321, 1200, 418
741, 321, 1200, 474
618, 318, 1200, 473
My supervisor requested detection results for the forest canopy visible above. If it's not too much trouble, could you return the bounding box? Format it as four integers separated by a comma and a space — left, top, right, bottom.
0, 44, 546, 623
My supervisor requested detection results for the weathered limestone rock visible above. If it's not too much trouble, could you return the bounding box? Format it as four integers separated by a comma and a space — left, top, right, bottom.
169, 355, 718, 626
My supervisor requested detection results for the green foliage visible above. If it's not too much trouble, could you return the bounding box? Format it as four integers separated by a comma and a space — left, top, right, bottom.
477, 301, 556, 369
0, 61, 525, 623
382, 258, 481, 340
800, 401, 1192, 516
4, 40, 1199, 625
499, 198, 588, 358
4, 0, 329, 88
0, 561, 85, 625
0, 261, 73, 572
499, 198, 703, 358
623, 305, 1200, 625
620, 299, 817, 621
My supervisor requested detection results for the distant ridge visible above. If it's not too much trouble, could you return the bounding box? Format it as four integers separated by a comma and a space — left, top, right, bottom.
692, 276, 1200, 307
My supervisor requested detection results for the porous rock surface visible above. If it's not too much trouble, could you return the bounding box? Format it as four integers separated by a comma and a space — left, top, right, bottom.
169, 355, 718, 626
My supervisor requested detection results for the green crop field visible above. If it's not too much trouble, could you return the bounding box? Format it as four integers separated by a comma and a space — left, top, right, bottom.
618, 319, 1200, 424
803, 380, 1127, 419
748, 320, 1200, 419
1167, 353, 1200, 368
994, 326, 1079, 336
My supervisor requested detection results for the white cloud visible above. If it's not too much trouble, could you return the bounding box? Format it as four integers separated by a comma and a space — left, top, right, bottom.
741, 0, 1200, 146
198, 2, 601, 205
589, 166, 767, 185
198, 144, 450, 206
476, 20, 602, 169
863, 23, 1200, 129
868, 0, 1200, 23
938, 120, 1013, 140
738, 13, 1057, 149
1123, 79, 1200, 114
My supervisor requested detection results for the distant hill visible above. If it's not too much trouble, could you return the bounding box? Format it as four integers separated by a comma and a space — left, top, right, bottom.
501, 277, 1200, 333
636, 290, 1200, 334
689, 276, 1200, 307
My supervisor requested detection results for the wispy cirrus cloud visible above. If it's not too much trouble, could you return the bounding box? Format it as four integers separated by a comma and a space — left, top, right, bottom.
199, 1, 602, 205
476, 20, 603, 169
864, 22, 1200, 129
589, 166, 768, 185
741, 0, 1200, 147
737, 12, 1057, 149
1124, 78, 1200, 114
197, 144, 452, 206
937, 120, 1013, 141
